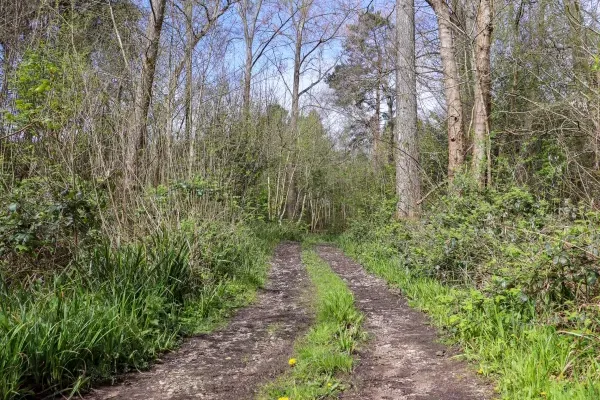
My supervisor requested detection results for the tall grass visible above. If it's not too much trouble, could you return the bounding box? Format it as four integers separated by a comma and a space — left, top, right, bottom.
260, 248, 364, 399
0, 225, 274, 399
340, 238, 600, 400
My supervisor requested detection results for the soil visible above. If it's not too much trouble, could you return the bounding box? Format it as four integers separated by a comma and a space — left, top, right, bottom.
87, 242, 313, 400
316, 245, 495, 400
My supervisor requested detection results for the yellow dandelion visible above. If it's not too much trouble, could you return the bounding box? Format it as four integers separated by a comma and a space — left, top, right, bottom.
288, 358, 297, 367
278, 397, 290, 400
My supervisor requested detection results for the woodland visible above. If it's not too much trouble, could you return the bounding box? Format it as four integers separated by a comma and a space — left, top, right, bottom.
2, 0, 600, 399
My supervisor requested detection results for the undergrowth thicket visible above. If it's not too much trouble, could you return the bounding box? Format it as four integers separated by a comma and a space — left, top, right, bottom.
260, 247, 363, 399
340, 180, 600, 399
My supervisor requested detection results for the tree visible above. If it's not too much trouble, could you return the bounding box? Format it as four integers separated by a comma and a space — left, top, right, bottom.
395, 0, 420, 218
470, 0, 493, 187
239, 0, 264, 114
126, 0, 167, 189
282, 0, 347, 219
327, 11, 395, 168
426, 0, 465, 182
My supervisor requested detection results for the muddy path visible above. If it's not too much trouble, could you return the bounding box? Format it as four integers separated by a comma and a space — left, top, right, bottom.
88, 242, 312, 400
316, 245, 494, 400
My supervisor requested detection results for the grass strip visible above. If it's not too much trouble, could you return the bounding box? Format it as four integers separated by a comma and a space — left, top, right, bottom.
259, 247, 364, 400
339, 238, 600, 400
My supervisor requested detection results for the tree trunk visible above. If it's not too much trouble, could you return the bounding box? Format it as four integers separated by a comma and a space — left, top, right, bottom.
387, 95, 395, 165
428, 0, 465, 182
373, 86, 381, 168
242, 36, 253, 115
185, 0, 194, 178
395, 0, 421, 218
471, 0, 492, 188
239, 0, 263, 115
126, 0, 167, 190
285, 16, 305, 220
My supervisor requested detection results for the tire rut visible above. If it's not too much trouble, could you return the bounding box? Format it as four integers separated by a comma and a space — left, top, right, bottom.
316, 245, 494, 400
87, 242, 312, 400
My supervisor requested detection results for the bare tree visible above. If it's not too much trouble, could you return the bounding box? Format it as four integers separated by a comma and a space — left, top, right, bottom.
184, 0, 194, 175
283, 0, 347, 219
239, 0, 264, 114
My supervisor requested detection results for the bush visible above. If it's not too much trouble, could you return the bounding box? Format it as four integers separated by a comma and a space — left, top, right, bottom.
340, 184, 600, 398
0, 178, 103, 280
344, 185, 600, 313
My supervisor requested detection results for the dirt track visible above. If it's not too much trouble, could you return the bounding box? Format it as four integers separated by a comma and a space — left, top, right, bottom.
87, 242, 495, 400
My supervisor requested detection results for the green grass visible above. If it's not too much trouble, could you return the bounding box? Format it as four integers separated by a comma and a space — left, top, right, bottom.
339, 238, 600, 400
0, 228, 273, 400
259, 247, 364, 400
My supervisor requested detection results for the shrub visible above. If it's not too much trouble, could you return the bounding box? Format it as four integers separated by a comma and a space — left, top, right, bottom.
0, 178, 103, 280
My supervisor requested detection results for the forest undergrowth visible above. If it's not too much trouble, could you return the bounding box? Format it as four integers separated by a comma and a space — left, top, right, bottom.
340, 179, 600, 400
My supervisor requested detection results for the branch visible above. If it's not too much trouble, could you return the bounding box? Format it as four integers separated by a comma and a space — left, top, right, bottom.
252, 10, 297, 69
298, 61, 338, 97
0, 123, 35, 141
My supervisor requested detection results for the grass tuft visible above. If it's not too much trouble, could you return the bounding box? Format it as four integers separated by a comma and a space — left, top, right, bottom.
0, 225, 274, 399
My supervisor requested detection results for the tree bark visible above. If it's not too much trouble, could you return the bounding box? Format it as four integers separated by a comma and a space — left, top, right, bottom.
428, 0, 465, 182
373, 87, 381, 168
471, 0, 492, 188
395, 0, 421, 218
243, 34, 254, 115
126, 0, 167, 190
387, 94, 395, 165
